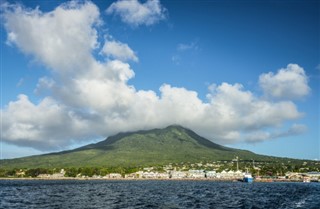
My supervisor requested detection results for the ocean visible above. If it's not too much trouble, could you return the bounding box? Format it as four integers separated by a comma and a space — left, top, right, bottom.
1, 180, 319, 208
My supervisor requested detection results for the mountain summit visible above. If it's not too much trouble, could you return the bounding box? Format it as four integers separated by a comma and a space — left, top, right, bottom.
2, 125, 268, 168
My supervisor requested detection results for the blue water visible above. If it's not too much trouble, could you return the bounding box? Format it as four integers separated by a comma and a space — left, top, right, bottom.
1, 180, 319, 209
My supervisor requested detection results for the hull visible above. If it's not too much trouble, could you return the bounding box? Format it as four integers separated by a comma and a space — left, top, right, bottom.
243, 177, 253, 183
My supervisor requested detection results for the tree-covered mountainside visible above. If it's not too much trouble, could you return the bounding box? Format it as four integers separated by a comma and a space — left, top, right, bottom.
0, 125, 299, 169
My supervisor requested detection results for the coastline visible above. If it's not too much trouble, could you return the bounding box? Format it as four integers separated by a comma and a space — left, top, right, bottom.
0, 177, 306, 183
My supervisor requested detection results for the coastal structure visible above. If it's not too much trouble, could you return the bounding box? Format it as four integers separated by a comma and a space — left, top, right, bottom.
104, 173, 122, 179
37, 169, 65, 179
12, 159, 318, 182
286, 171, 320, 182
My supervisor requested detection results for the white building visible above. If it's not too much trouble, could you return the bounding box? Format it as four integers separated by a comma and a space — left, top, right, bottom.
206, 171, 217, 178
171, 171, 187, 179
37, 169, 65, 178
306, 172, 320, 178
140, 171, 170, 179
216, 170, 243, 179
188, 170, 205, 178
156, 172, 170, 179
104, 173, 122, 179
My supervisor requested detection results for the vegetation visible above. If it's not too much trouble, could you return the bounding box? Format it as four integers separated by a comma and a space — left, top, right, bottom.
1, 160, 319, 178
0, 125, 318, 175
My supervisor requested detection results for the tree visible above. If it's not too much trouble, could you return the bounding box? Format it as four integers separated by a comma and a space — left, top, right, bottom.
65, 168, 78, 177
25, 168, 50, 177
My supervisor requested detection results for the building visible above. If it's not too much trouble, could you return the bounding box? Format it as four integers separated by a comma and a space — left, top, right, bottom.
206, 171, 217, 178
104, 173, 122, 179
170, 171, 187, 179
188, 170, 205, 178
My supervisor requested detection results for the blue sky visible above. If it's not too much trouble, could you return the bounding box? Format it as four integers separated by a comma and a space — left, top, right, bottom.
1, 0, 319, 160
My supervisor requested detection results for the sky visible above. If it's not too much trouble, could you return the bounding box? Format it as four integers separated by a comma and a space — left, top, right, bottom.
0, 0, 319, 160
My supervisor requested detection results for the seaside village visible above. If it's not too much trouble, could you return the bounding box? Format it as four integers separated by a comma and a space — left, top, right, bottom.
32, 161, 320, 182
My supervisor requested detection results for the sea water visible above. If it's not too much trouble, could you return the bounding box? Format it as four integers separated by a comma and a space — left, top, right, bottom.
1, 180, 319, 208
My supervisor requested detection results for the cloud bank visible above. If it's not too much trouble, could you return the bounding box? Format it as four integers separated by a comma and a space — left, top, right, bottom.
1, 1, 309, 151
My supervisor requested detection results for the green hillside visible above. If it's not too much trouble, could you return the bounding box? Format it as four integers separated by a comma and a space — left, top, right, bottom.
1, 125, 285, 169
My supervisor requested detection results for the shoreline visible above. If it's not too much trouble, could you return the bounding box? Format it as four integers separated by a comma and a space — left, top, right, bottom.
0, 177, 307, 183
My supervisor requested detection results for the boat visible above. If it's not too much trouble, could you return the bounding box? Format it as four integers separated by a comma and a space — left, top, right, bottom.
243, 173, 253, 183
234, 157, 254, 183
243, 169, 254, 183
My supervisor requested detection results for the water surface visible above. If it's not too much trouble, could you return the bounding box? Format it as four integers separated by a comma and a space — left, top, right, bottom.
1, 180, 319, 208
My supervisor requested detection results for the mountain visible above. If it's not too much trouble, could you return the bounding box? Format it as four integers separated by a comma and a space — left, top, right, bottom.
1, 125, 280, 168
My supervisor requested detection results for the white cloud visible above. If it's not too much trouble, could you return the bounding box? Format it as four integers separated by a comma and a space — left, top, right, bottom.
35, 77, 55, 94
177, 41, 198, 51
202, 82, 302, 143
259, 64, 310, 100
172, 40, 199, 65
101, 40, 138, 62
1, 95, 92, 150
171, 55, 180, 65
279, 124, 307, 136
2, 1, 100, 74
106, 0, 167, 27
1, 1, 309, 151
245, 124, 307, 143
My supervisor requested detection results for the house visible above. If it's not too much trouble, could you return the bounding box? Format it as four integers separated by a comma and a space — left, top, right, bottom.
51, 169, 65, 178
15, 170, 25, 177
125, 173, 138, 179
104, 173, 122, 179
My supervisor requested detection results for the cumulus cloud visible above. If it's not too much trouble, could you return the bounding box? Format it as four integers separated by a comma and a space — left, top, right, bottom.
1, 95, 92, 150
2, 1, 100, 75
106, 0, 167, 27
101, 39, 138, 62
259, 64, 310, 100
1, 1, 309, 151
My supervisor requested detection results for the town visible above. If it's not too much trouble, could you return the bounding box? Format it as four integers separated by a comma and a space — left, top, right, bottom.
2, 159, 320, 182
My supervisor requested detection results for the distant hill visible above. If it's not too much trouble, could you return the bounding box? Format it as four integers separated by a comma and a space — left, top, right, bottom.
1, 125, 287, 168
